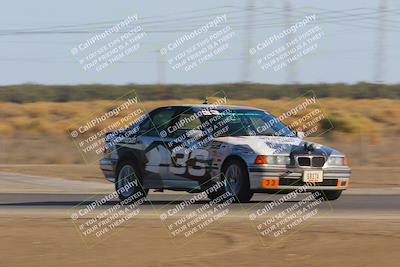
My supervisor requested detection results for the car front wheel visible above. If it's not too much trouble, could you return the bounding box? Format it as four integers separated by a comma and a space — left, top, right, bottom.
222, 159, 253, 203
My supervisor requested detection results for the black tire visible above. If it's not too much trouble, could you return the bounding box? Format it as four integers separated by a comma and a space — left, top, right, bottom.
221, 159, 253, 203
318, 190, 342, 201
115, 160, 147, 202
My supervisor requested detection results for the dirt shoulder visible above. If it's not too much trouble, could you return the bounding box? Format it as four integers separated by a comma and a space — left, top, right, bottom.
0, 216, 398, 267
0, 164, 106, 183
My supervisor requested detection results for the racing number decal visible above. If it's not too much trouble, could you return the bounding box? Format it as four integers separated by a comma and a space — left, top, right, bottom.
170, 149, 208, 176
188, 149, 208, 177
144, 143, 169, 173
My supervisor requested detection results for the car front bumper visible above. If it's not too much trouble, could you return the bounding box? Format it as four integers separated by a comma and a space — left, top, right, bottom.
248, 165, 351, 191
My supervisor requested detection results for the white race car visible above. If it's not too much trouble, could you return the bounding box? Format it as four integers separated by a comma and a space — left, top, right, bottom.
100, 104, 351, 202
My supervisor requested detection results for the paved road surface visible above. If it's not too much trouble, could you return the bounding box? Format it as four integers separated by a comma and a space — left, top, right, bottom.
0, 172, 398, 218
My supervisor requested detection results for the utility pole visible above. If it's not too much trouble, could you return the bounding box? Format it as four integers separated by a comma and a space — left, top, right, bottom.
284, 0, 297, 84
157, 49, 167, 99
375, 0, 387, 83
157, 50, 165, 85
242, 0, 254, 83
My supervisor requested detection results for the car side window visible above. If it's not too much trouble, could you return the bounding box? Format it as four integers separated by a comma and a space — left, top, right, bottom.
138, 108, 175, 137
171, 111, 202, 138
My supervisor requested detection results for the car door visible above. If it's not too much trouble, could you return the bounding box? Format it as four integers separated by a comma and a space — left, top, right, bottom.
166, 108, 212, 188
134, 107, 177, 188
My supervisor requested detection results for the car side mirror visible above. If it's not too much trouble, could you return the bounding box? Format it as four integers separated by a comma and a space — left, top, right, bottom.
296, 131, 305, 139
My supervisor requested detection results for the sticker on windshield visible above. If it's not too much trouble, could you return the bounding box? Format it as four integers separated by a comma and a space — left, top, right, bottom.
201, 110, 220, 116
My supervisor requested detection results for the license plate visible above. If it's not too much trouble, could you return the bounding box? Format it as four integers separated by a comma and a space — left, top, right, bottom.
303, 170, 323, 182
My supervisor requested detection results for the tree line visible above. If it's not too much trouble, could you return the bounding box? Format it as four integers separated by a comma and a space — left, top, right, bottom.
0, 83, 399, 103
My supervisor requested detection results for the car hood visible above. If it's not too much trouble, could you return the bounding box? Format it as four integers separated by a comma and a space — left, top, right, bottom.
214, 136, 343, 157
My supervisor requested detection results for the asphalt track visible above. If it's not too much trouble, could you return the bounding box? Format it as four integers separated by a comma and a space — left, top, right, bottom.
0, 172, 399, 218
1, 172, 399, 267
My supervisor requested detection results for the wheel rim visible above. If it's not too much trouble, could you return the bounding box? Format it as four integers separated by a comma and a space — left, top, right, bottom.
117, 165, 136, 197
224, 164, 241, 196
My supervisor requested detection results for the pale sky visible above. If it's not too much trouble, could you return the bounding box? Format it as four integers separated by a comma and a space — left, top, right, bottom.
0, 0, 399, 85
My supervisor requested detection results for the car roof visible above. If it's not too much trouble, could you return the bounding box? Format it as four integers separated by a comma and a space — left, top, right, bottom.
158, 104, 265, 111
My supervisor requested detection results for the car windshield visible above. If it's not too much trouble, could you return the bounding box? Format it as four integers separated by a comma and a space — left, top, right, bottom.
201, 109, 295, 137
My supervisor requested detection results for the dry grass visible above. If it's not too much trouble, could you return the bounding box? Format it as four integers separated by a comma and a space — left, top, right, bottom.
1, 98, 399, 136
0, 98, 399, 164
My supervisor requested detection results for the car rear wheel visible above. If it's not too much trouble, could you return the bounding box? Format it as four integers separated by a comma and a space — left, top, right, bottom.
222, 159, 253, 203
116, 161, 147, 202
318, 190, 342, 201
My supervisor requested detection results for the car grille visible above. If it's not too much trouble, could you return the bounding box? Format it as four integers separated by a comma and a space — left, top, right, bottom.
279, 178, 337, 186
298, 157, 311, 166
296, 156, 326, 167
312, 157, 326, 167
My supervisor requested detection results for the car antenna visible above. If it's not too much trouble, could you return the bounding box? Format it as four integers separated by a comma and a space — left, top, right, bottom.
203, 97, 208, 104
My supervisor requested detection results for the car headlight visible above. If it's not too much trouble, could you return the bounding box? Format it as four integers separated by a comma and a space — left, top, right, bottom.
327, 156, 348, 166
255, 155, 290, 165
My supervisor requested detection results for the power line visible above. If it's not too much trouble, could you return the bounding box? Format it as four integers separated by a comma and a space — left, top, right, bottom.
1, 8, 400, 36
